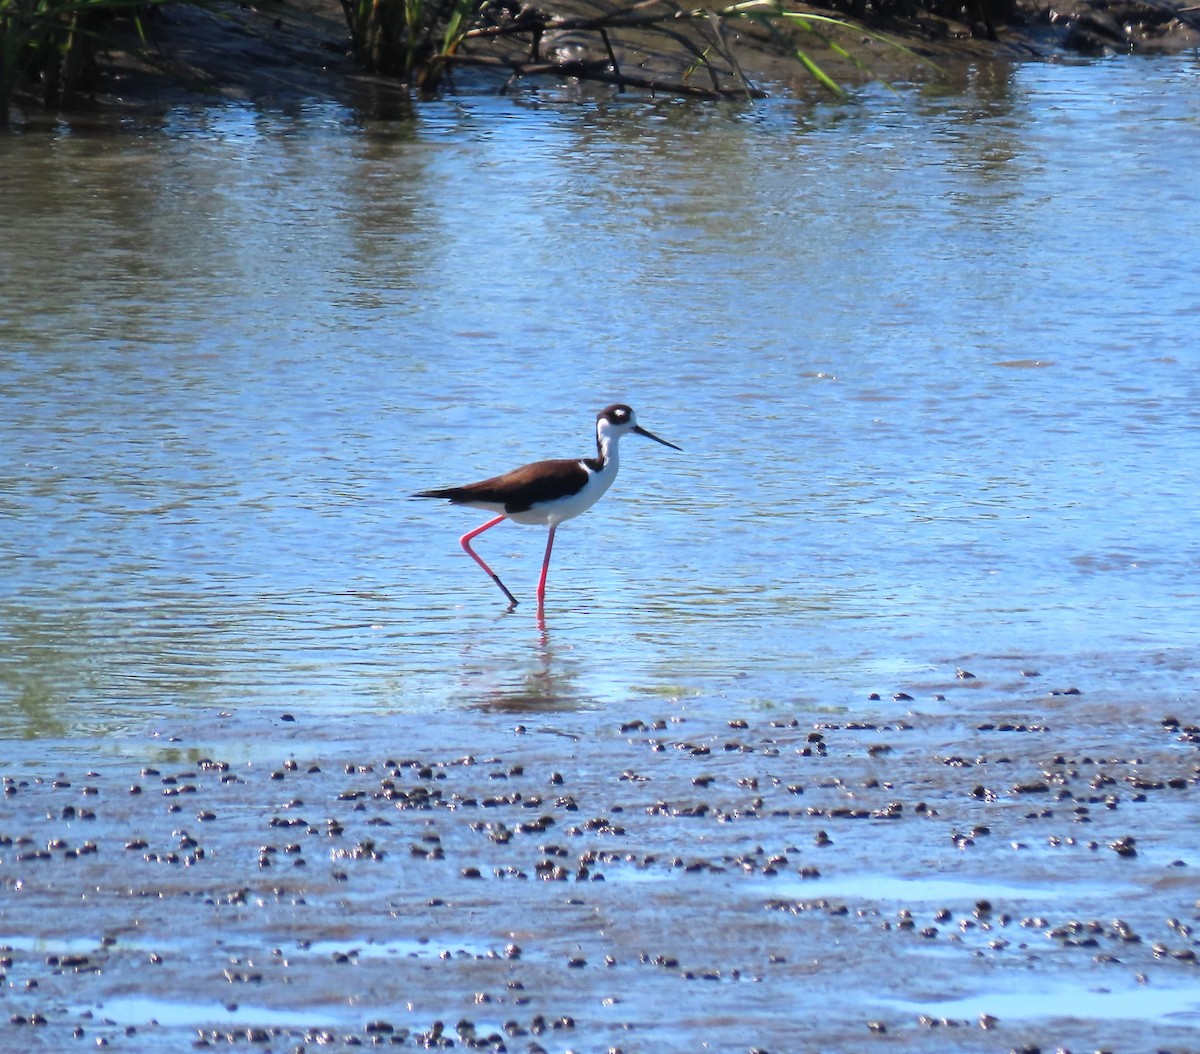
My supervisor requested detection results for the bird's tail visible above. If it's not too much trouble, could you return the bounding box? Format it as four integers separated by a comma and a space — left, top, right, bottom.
412, 487, 461, 501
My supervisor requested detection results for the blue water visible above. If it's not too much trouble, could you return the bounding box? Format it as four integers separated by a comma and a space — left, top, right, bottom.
2, 55, 1199, 736
889, 979, 1200, 1024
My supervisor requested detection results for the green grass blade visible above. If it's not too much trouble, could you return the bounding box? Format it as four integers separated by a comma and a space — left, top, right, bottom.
794, 44, 845, 96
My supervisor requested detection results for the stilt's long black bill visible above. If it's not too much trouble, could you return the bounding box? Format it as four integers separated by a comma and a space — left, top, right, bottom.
633, 424, 682, 451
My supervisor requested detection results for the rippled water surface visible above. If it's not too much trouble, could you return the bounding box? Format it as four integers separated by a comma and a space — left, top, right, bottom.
2, 55, 1199, 736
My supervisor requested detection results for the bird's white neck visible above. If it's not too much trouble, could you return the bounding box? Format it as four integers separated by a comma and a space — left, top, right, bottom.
596, 431, 616, 465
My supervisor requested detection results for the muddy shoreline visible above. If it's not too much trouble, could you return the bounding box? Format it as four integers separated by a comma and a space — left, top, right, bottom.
3, 673, 1198, 1052
54, 0, 1200, 118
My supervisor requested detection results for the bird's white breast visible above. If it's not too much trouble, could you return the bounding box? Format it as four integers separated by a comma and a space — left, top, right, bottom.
509, 460, 616, 526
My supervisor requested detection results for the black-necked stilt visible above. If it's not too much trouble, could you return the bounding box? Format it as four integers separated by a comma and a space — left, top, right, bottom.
414, 404, 681, 610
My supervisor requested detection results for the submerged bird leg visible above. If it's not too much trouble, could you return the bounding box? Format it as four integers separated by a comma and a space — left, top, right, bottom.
536, 524, 557, 611
460, 515, 517, 607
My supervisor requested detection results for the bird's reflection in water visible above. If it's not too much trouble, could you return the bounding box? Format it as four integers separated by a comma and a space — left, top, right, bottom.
472, 615, 586, 713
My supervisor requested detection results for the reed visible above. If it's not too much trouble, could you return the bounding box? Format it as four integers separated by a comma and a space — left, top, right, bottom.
1, 0, 167, 123
338, 0, 486, 89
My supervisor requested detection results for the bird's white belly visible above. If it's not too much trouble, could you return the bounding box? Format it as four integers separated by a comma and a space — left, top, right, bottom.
511, 467, 615, 527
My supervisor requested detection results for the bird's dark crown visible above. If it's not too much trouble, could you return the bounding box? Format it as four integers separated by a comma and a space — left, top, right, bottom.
598, 403, 634, 425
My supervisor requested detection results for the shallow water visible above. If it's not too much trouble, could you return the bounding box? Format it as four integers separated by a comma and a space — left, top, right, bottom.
3, 56, 1200, 736
1, 699, 1198, 1053
3, 53, 1200, 1053
889, 979, 1200, 1023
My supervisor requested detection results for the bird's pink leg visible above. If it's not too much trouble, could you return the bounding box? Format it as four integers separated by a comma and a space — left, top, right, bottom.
536, 524, 557, 611
460, 515, 517, 607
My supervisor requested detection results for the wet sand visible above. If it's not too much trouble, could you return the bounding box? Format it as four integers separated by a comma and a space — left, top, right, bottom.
3, 670, 1198, 1052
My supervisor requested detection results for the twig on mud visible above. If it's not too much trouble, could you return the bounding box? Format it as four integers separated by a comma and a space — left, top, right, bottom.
463, 4, 689, 41
598, 26, 624, 90
446, 51, 767, 94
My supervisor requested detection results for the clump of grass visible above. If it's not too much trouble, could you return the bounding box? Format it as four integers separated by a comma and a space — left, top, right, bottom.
338, 0, 485, 89
1, 0, 168, 123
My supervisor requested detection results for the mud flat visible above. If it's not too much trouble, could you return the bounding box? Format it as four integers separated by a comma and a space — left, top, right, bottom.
72, 0, 1200, 117
2, 674, 1199, 1053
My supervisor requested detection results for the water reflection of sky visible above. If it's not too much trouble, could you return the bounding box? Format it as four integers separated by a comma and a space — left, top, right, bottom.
83, 997, 355, 1030
890, 980, 1200, 1023
2, 56, 1199, 735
